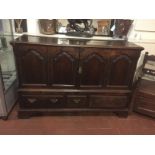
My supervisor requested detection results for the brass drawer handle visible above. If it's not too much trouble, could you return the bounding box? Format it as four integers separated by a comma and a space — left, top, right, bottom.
28, 98, 37, 103
73, 99, 81, 104
50, 99, 58, 103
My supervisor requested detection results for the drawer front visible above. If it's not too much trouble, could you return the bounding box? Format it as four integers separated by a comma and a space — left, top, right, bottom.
134, 97, 155, 117
19, 94, 64, 108
90, 95, 128, 108
137, 92, 155, 102
66, 95, 88, 108
135, 96, 155, 111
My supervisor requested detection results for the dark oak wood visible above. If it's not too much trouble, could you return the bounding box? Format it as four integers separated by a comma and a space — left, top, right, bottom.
90, 95, 128, 108
107, 50, 139, 89
79, 48, 108, 87
18, 108, 129, 119
11, 35, 144, 118
48, 46, 79, 87
134, 80, 155, 118
132, 54, 155, 118
11, 35, 143, 50
109, 55, 132, 85
14, 45, 48, 87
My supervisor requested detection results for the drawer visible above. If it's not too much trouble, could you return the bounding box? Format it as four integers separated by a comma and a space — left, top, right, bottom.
66, 95, 88, 108
137, 92, 155, 102
19, 94, 64, 108
135, 97, 155, 111
90, 95, 128, 108
135, 96, 155, 105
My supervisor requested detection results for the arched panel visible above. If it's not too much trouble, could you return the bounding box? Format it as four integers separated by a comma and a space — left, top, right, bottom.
21, 49, 44, 60
109, 55, 132, 85
81, 53, 106, 86
20, 49, 47, 84
52, 52, 77, 85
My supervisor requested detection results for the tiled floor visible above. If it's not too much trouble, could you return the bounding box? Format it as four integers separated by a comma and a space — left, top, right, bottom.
0, 106, 155, 135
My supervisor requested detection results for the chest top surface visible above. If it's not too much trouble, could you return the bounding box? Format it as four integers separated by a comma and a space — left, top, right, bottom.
11, 35, 144, 50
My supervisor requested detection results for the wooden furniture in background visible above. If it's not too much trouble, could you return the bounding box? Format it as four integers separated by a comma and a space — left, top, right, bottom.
133, 53, 155, 118
11, 35, 143, 118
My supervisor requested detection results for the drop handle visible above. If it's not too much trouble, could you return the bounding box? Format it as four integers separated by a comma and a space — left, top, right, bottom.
78, 66, 82, 74
73, 99, 81, 104
50, 99, 58, 103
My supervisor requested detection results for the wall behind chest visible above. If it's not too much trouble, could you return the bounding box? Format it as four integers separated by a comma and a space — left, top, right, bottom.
128, 20, 155, 55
